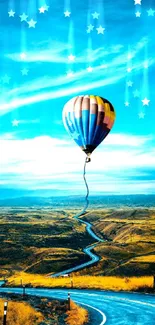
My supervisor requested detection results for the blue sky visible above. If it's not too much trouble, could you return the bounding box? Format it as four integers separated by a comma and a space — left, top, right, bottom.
0, 0, 155, 197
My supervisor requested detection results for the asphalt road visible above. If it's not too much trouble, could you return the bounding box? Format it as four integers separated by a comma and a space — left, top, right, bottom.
52, 213, 103, 277
74, 215, 104, 243
0, 287, 154, 324
51, 245, 99, 277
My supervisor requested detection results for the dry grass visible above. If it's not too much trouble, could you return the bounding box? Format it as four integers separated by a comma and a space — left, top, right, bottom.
66, 300, 88, 325
130, 255, 155, 263
6, 272, 154, 292
0, 298, 43, 325
87, 210, 155, 239
0, 207, 155, 278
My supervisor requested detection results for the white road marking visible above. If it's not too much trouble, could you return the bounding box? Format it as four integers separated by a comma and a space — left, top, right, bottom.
74, 299, 107, 325
102, 295, 155, 308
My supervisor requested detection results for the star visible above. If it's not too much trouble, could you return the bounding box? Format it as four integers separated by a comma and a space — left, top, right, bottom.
96, 25, 105, 34
142, 98, 150, 106
21, 68, 29, 76
139, 112, 145, 119
12, 119, 19, 127
44, 4, 49, 11
8, 9, 15, 17
134, 0, 141, 4
135, 11, 141, 17
127, 81, 133, 87
20, 52, 26, 60
87, 66, 93, 72
2, 74, 11, 84
87, 24, 94, 33
147, 8, 155, 16
68, 54, 75, 61
19, 13, 28, 21
92, 12, 100, 19
87, 28, 91, 34
87, 24, 94, 31
125, 102, 130, 107
39, 7, 46, 13
27, 19, 37, 28
71, 131, 79, 140
133, 89, 140, 98
127, 67, 132, 73
64, 10, 71, 17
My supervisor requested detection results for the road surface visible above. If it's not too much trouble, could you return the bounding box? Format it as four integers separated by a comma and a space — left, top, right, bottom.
51, 245, 99, 277
52, 213, 103, 277
0, 287, 154, 324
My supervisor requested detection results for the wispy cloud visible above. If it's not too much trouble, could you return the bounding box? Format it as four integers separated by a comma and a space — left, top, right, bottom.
0, 72, 124, 116
0, 37, 153, 117
6, 40, 72, 63
0, 133, 154, 194
6, 37, 148, 64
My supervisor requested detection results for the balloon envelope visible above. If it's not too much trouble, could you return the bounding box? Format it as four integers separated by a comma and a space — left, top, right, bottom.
62, 95, 116, 155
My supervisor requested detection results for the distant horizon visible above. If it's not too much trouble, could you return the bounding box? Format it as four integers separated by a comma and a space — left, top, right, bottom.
0, 189, 155, 200
0, 192, 155, 209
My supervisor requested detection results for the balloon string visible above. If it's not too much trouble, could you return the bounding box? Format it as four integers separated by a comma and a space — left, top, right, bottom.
83, 157, 89, 212
75, 157, 90, 218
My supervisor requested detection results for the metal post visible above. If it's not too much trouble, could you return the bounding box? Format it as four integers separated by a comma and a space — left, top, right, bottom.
23, 285, 26, 297
68, 292, 71, 311
20, 279, 23, 287
3, 301, 8, 325
153, 276, 155, 289
70, 279, 73, 289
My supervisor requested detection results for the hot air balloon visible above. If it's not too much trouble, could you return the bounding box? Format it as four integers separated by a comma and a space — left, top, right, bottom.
62, 95, 115, 162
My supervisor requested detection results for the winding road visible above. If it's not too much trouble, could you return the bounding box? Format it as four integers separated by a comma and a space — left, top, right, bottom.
0, 287, 154, 324
1, 192, 154, 324
48, 210, 155, 324
51, 158, 104, 277
52, 213, 103, 277
0, 213, 154, 324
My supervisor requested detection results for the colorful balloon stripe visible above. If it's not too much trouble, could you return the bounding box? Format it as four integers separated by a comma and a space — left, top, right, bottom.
62, 95, 116, 156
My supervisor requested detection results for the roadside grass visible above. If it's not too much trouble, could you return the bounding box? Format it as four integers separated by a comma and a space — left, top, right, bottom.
0, 208, 94, 277
6, 273, 154, 292
130, 255, 155, 263
66, 300, 88, 325
0, 298, 43, 325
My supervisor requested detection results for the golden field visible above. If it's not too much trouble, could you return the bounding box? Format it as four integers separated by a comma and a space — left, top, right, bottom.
0, 298, 43, 325
79, 208, 155, 276
0, 207, 155, 278
0, 294, 88, 325
0, 207, 93, 277
6, 272, 154, 292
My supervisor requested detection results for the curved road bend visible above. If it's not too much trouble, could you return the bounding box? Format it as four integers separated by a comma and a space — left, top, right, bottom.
51, 245, 98, 277
0, 288, 154, 325
52, 214, 103, 277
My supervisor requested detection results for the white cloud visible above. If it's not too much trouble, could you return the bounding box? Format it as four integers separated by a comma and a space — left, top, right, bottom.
103, 134, 152, 146
0, 134, 154, 194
